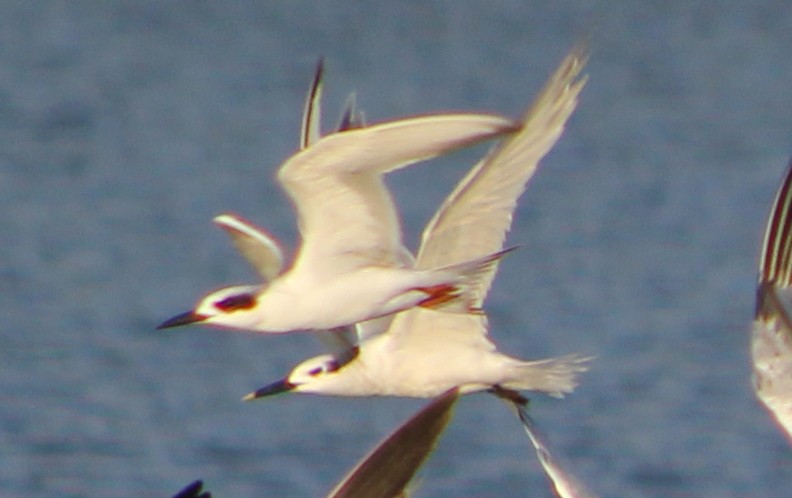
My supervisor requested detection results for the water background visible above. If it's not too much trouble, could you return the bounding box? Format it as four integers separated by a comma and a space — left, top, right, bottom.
3, 2, 792, 497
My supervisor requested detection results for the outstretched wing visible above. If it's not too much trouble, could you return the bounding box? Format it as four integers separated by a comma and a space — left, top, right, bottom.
215, 60, 366, 284
279, 114, 518, 275
388, 46, 587, 349
753, 159, 792, 442
416, 47, 587, 308
213, 214, 285, 281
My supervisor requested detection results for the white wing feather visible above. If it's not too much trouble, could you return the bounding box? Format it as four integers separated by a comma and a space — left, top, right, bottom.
300, 59, 324, 150
279, 114, 518, 276
753, 160, 792, 441
417, 47, 587, 306
213, 214, 285, 281
387, 47, 587, 348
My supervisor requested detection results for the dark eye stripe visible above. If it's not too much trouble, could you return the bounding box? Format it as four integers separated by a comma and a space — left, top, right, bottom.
308, 360, 341, 377
215, 293, 256, 311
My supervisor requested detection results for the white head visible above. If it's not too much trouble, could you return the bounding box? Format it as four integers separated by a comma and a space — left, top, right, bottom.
243, 349, 372, 399
157, 284, 263, 330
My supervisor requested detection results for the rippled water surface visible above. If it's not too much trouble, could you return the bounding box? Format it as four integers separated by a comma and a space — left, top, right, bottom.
3, 2, 792, 497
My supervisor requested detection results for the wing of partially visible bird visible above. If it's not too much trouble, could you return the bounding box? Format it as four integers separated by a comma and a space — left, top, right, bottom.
326, 389, 459, 498
753, 159, 792, 441
213, 213, 285, 282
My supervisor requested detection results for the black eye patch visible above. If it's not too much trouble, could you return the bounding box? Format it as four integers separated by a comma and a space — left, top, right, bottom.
307, 360, 341, 377
215, 293, 256, 311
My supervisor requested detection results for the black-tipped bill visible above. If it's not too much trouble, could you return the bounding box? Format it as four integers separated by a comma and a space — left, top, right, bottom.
242, 378, 296, 401
157, 311, 207, 330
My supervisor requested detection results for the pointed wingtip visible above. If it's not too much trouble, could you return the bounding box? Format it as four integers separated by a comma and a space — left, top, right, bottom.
212, 212, 241, 226
311, 57, 325, 93
337, 92, 367, 132
212, 212, 256, 233
172, 479, 211, 498
301, 57, 326, 149
517, 42, 588, 124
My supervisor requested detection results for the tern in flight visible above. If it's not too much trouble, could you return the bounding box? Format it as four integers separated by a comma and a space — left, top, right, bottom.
753, 159, 792, 442
244, 46, 590, 401
158, 62, 518, 335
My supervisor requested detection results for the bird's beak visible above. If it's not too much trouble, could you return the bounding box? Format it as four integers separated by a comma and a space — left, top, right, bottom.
157, 310, 208, 330
242, 378, 296, 401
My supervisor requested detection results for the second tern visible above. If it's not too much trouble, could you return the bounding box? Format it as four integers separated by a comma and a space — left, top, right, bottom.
245, 46, 590, 401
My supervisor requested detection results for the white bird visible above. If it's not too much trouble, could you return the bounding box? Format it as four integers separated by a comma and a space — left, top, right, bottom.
752, 159, 792, 442
158, 62, 518, 334
244, 46, 590, 401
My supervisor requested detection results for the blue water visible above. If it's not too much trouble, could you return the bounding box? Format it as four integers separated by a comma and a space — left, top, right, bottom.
3, 2, 792, 496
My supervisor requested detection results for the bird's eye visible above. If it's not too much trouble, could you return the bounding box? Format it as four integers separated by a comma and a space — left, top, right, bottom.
307, 360, 341, 376
215, 293, 256, 311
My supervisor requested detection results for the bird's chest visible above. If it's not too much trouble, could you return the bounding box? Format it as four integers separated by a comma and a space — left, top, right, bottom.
364, 342, 471, 398
260, 270, 404, 328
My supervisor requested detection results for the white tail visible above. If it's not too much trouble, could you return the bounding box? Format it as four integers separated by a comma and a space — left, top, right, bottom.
503, 354, 592, 398
419, 247, 518, 314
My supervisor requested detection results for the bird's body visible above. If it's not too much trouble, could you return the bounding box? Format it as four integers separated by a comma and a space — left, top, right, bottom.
159, 63, 518, 334
246, 46, 590, 401
191, 254, 505, 333
281, 309, 584, 398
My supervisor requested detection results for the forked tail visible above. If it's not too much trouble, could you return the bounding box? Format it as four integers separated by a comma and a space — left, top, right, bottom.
417, 247, 518, 313
503, 354, 592, 398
